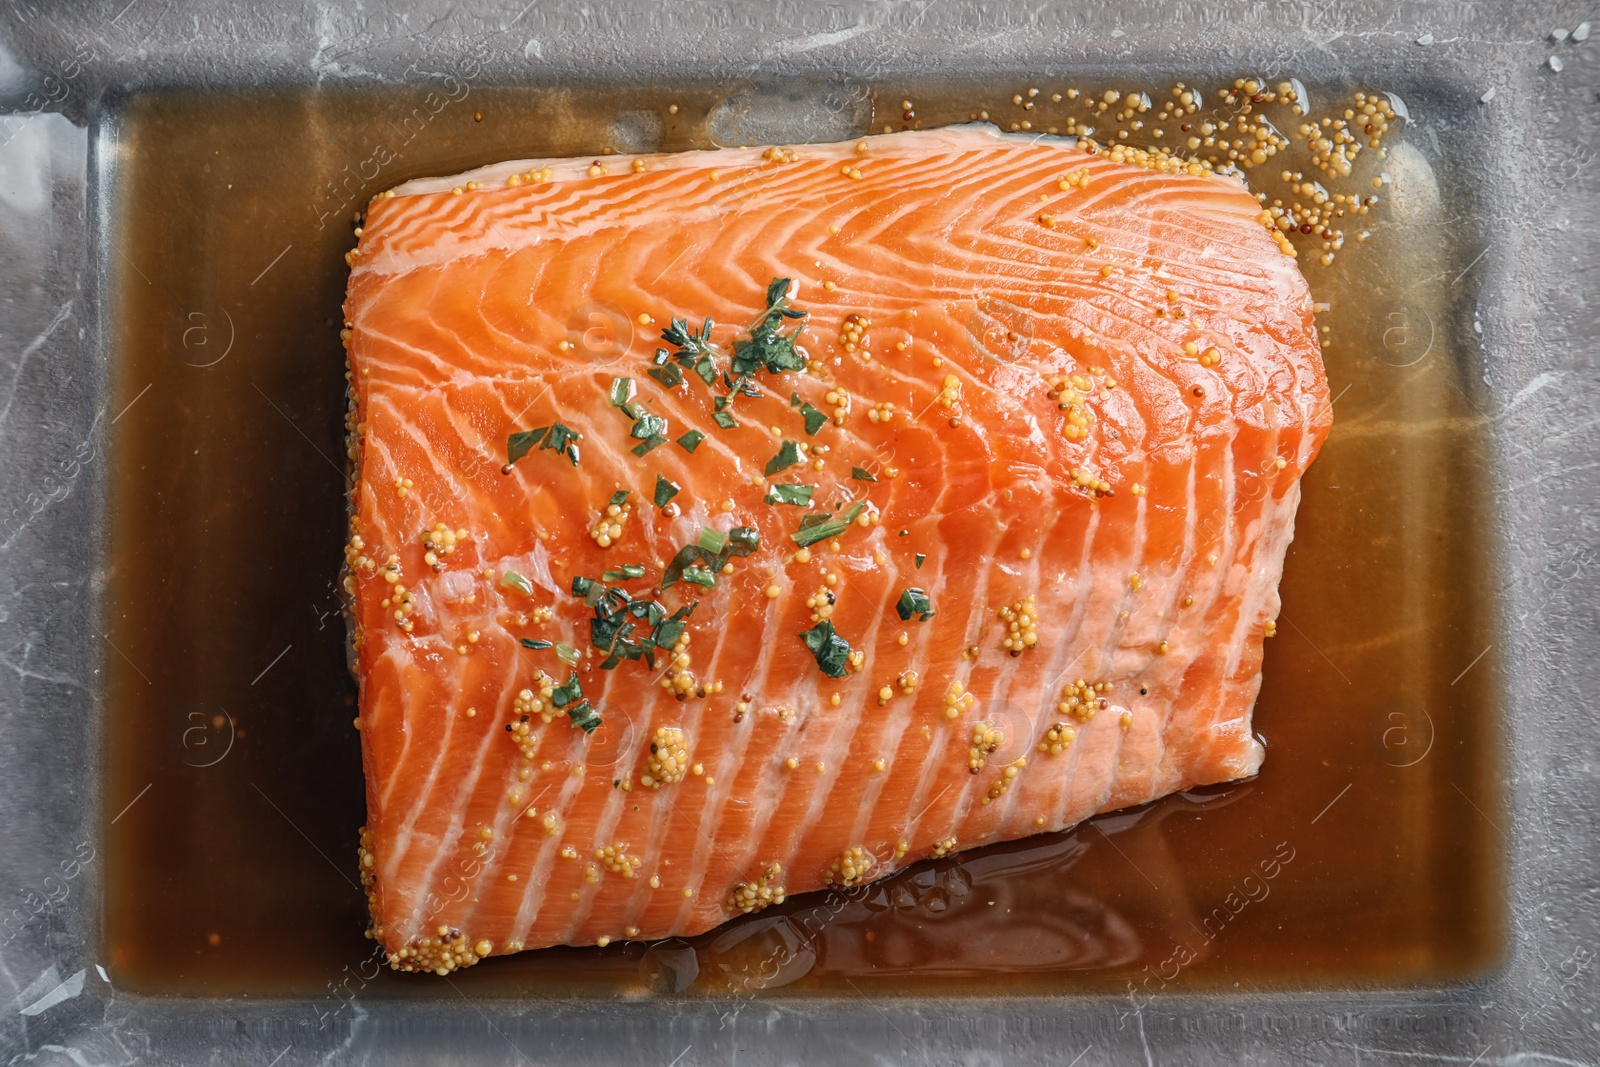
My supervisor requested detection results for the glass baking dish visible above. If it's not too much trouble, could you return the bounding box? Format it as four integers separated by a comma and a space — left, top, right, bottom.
1, 1, 1595, 1062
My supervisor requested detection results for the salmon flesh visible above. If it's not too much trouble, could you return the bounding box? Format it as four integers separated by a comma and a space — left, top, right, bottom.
341, 125, 1331, 972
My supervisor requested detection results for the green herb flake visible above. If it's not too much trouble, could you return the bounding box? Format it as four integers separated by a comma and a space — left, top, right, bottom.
506, 426, 548, 465
896, 587, 935, 622
632, 434, 669, 457
764, 440, 802, 477
519, 637, 553, 650
851, 466, 878, 482
677, 429, 705, 453
571, 575, 598, 599
631, 413, 669, 440
711, 411, 738, 430
661, 527, 757, 589
798, 620, 853, 678
543, 423, 581, 466
915, 553, 926, 569
697, 527, 728, 554
648, 363, 684, 388
610, 489, 631, 507
555, 643, 580, 665
654, 474, 680, 508
790, 501, 867, 547
552, 672, 585, 707
790, 392, 803, 408
565, 699, 603, 734
499, 569, 534, 596
799, 402, 828, 435
765, 483, 816, 507
609, 377, 636, 408
680, 565, 717, 588
601, 564, 647, 582
729, 278, 809, 379
653, 619, 687, 648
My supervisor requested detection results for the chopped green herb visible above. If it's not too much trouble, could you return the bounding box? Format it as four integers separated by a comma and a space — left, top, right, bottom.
652, 602, 695, 650
764, 440, 802, 476
662, 526, 759, 589
790, 502, 867, 547
896, 587, 935, 621
609, 377, 636, 408
798, 620, 853, 678
519, 638, 553, 650
799, 402, 828, 435
610, 489, 631, 507
555, 643, 580, 665
726, 526, 760, 556
573, 579, 606, 608
565, 699, 603, 734
851, 466, 878, 482
648, 363, 684, 388
653, 618, 687, 648
654, 475, 680, 508
631, 413, 669, 440
765, 483, 816, 506
500, 569, 534, 596
729, 278, 809, 379
552, 672, 585, 707
697, 527, 728, 554
677, 429, 705, 453
632, 434, 669, 457
680, 565, 717, 588
543, 423, 580, 466
569, 573, 698, 671
507, 427, 547, 465
660, 317, 720, 388
508, 423, 581, 467
915, 553, 926, 569
790, 391, 802, 407
656, 280, 809, 425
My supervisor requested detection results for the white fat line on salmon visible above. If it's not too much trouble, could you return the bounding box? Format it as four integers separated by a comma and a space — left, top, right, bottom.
1044, 646, 1091, 695
658, 791, 766, 885
824, 537, 960, 689
393, 661, 519, 931
684, 574, 812, 920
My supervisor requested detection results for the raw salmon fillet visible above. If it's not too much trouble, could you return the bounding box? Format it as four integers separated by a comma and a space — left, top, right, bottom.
341, 125, 1330, 972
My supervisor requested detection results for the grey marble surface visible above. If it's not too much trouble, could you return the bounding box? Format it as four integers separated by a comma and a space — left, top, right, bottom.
0, 1, 1596, 1063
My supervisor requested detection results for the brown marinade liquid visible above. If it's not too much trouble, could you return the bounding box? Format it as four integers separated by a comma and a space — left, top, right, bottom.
102, 78, 1502, 999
